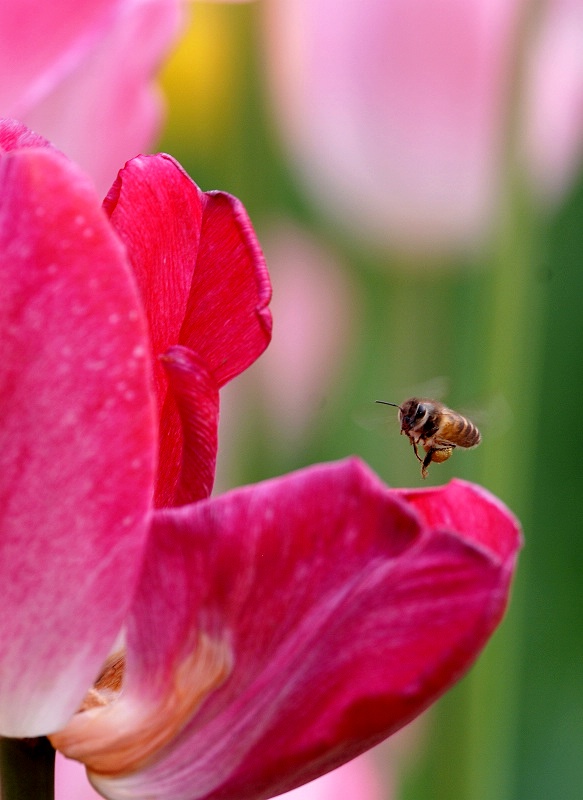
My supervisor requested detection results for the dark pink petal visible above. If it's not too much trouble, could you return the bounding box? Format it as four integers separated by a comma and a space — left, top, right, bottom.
105, 154, 272, 505
180, 189, 273, 387
395, 480, 522, 563
104, 154, 202, 417
0, 145, 156, 736
54, 460, 520, 799
159, 346, 219, 507
105, 154, 272, 389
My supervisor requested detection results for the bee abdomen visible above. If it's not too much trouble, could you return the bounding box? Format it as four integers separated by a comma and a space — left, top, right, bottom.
444, 413, 481, 447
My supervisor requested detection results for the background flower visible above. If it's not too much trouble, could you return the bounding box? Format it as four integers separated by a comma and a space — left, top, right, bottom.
261, 0, 583, 258
0, 1, 183, 194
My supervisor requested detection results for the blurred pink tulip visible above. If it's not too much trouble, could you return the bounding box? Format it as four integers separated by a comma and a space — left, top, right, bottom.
522, 0, 583, 201
0, 1, 183, 195
263, 0, 583, 258
278, 753, 385, 800
2, 120, 521, 799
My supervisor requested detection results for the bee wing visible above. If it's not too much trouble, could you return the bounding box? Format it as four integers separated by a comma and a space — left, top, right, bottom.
354, 377, 449, 430
401, 375, 450, 403
457, 393, 512, 439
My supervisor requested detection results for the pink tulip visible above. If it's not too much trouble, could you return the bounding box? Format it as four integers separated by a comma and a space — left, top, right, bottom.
1, 120, 521, 799
522, 0, 583, 201
0, 1, 183, 195
263, 0, 583, 257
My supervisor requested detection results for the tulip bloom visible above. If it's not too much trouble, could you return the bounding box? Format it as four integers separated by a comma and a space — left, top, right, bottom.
0, 119, 521, 799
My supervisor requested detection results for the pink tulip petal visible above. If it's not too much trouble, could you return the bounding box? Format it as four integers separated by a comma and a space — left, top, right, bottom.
181, 189, 273, 387
0, 143, 156, 736
104, 154, 202, 416
54, 459, 520, 799
105, 154, 272, 389
105, 153, 272, 505
2, 2, 183, 196
395, 479, 522, 562
0, 117, 54, 152
159, 346, 220, 507
0, 1, 123, 116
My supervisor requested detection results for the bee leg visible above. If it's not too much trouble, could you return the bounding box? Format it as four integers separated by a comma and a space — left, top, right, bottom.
411, 439, 424, 464
421, 450, 433, 479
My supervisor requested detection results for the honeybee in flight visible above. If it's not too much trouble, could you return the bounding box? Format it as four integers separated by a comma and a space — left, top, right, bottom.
376, 397, 481, 478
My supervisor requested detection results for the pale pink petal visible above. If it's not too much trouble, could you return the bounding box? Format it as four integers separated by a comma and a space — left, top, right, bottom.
22, 0, 184, 196
263, 0, 522, 257
105, 153, 272, 505
53, 460, 520, 800
0, 143, 156, 736
0, 1, 123, 117
522, 0, 583, 200
55, 754, 102, 800
278, 754, 385, 800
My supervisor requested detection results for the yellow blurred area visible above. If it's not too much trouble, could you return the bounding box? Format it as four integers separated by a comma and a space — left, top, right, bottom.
159, 3, 244, 153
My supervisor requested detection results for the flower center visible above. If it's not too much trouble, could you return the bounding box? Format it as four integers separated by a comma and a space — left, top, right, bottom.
81, 651, 125, 711
50, 632, 232, 777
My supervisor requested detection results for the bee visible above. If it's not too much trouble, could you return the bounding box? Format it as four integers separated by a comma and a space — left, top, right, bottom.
376, 397, 481, 478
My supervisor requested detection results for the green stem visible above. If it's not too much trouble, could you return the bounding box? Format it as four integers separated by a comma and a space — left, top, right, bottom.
0, 737, 55, 800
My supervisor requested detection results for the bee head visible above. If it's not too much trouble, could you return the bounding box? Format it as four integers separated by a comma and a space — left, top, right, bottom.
399, 398, 428, 434
375, 398, 429, 434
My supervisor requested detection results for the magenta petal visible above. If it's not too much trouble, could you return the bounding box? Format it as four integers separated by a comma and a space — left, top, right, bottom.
104, 154, 203, 417
73, 459, 520, 800
105, 154, 272, 391
0, 145, 156, 736
180, 189, 273, 387
395, 479, 522, 562
158, 346, 219, 507
106, 154, 271, 506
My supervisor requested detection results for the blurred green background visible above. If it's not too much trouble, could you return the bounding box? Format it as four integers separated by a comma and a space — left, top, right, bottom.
159, 4, 583, 799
